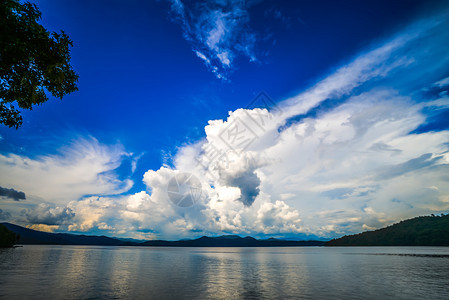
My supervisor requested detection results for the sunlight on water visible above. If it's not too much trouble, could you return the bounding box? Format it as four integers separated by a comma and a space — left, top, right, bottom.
1, 246, 449, 299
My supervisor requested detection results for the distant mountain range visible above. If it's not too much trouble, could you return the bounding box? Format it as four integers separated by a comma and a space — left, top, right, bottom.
0, 223, 325, 247
3, 213, 449, 247
326, 214, 449, 246
1, 223, 125, 246
140, 235, 324, 247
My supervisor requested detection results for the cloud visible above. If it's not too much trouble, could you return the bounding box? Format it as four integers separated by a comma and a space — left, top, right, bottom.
166, 0, 258, 79
26, 224, 59, 233
374, 153, 442, 180
0, 186, 25, 201
117, 174, 307, 239
215, 151, 268, 206
0, 209, 11, 221
54, 165, 302, 239
24, 203, 75, 225
3, 12, 449, 240
278, 24, 427, 121
67, 196, 120, 232
0, 137, 133, 205
259, 90, 449, 235
62, 15, 449, 239
434, 76, 449, 88
114, 15, 449, 239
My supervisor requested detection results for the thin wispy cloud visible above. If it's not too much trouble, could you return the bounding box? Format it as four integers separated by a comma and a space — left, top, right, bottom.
0, 137, 133, 205
167, 0, 258, 79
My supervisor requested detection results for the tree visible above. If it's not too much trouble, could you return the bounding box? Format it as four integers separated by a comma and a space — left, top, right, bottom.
0, 0, 79, 129
0, 224, 19, 247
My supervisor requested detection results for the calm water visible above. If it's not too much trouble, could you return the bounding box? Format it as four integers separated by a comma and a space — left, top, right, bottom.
1, 246, 449, 299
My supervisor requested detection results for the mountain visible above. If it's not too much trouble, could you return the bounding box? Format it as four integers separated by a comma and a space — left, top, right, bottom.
141, 235, 325, 247
1, 223, 325, 246
4, 214, 449, 247
1, 223, 126, 246
326, 214, 449, 246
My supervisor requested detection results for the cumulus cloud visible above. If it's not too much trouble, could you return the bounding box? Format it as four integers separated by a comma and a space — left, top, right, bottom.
3, 13, 449, 240
35, 164, 301, 239
0, 186, 25, 201
167, 0, 259, 79
215, 151, 268, 206
0, 209, 12, 221
106, 15, 449, 239
24, 203, 75, 225
114, 175, 305, 239
66, 196, 120, 232
260, 91, 449, 235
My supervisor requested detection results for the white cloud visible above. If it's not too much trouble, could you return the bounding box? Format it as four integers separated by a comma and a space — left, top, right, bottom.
195, 50, 210, 64
115, 16, 449, 238
279, 27, 425, 121
434, 76, 449, 88
24, 203, 75, 225
67, 196, 119, 232
166, 0, 258, 79
3, 14, 449, 240
0, 137, 133, 205
260, 91, 449, 235
15, 86, 447, 238
66, 165, 305, 239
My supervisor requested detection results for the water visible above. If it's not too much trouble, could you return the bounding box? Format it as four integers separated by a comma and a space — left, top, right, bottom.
1, 246, 449, 299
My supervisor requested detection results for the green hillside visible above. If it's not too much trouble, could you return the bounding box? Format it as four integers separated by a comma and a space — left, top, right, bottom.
326, 214, 449, 246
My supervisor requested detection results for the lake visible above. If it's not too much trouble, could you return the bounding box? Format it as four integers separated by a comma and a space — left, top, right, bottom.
1, 245, 449, 299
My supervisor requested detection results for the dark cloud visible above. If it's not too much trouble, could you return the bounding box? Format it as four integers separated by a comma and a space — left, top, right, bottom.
224, 169, 261, 207
0, 186, 26, 201
25, 204, 75, 225
216, 153, 268, 207
218, 156, 262, 207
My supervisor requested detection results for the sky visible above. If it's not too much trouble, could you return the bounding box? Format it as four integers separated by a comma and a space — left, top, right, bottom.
1, 0, 449, 240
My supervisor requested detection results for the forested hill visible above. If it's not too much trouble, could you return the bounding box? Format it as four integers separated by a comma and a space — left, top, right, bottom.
326, 214, 449, 246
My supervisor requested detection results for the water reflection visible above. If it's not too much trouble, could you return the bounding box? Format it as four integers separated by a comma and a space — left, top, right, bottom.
1, 246, 449, 299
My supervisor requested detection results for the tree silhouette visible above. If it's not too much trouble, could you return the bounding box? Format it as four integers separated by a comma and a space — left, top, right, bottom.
0, 0, 79, 128
0, 224, 19, 247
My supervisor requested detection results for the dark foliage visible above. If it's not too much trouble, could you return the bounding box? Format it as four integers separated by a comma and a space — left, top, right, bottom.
326, 214, 449, 246
0, 0, 78, 128
0, 223, 19, 247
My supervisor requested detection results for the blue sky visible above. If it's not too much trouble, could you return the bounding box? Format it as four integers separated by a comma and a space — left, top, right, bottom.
1, 0, 449, 240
